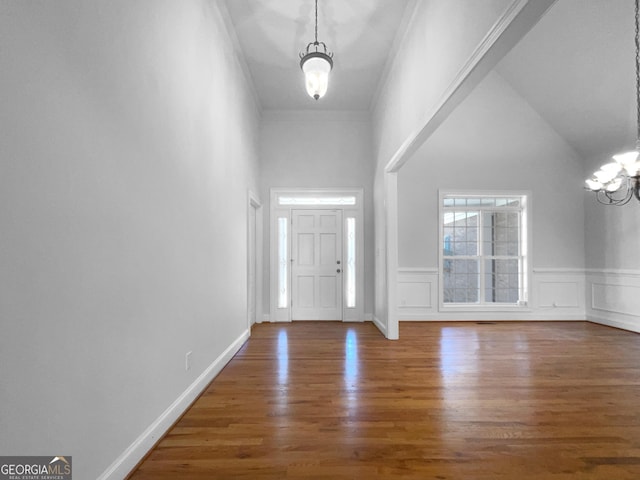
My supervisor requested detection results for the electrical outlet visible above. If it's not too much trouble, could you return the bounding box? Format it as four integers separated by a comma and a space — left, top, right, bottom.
185, 351, 192, 371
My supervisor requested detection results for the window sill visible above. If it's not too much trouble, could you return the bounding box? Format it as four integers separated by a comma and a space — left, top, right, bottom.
439, 303, 530, 313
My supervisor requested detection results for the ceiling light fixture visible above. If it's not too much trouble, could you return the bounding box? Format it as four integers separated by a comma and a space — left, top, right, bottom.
299, 0, 333, 100
585, 0, 640, 205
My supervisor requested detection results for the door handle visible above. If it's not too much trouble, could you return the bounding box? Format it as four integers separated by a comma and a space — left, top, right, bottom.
337, 269, 341, 273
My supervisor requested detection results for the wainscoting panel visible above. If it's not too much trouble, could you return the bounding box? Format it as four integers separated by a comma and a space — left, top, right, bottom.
533, 269, 585, 317
396, 268, 438, 320
587, 269, 640, 333
396, 267, 586, 321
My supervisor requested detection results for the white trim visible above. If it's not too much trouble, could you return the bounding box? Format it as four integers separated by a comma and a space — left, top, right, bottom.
97, 329, 250, 480
262, 110, 369, 123
385, 174, 399, 340
372, 315, 387, 337
384, 0, 557, 174
213, 0, 261, 113
438, 190, 532, 311
363, 313, 373, 322
534, 268, 586, 274
369, 0, 420, 113
398, 267, 439, 274
585, 268, 640, 277
396, 267, 586, 321
586, 269, 640, 333
262, 313, 270, 323
247, 191, 262, 329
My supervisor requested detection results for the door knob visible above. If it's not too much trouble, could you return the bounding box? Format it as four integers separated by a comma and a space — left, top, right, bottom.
337, 269, 341, 273
337, 260, 341, 264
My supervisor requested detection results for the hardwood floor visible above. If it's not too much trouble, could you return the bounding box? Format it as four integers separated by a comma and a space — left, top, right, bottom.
128, 321, 640, 479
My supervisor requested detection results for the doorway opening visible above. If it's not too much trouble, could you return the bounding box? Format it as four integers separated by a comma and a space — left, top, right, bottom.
270, 188, 364, 322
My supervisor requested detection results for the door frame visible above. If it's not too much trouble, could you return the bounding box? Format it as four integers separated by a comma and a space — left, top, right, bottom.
247, 191, 262, 329
269, 188, 364, 322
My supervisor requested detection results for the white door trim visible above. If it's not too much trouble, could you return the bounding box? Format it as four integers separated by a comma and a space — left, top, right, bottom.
270, 188, 364, 323
247, 191, 262, 328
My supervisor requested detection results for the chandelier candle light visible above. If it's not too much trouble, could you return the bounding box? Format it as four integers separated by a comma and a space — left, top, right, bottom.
585, 0, 640, 205
299, 0, 333, 100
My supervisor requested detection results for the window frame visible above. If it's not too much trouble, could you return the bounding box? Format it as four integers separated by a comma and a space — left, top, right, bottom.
438, 190, 531, 312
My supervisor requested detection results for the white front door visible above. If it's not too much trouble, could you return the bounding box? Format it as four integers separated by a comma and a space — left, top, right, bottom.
291, 209, 343, 320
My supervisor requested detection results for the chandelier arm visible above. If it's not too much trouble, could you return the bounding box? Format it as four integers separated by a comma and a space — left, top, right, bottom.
599, 177, 635, 205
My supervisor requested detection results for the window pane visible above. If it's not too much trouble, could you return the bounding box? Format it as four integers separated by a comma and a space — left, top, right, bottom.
484, 259, 519, 303
277, 217, 288, 308
279, 196, 356, 206
443, 211, 478, 256
443, 259, 479, 303
346, 217, 356, 308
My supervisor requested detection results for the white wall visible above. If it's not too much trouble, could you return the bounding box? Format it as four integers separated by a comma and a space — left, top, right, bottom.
259, 111, 374, 318
371, 0, 515, 333
583, 154, 640, 332
397, 71, 586, 320
0, 1, 260, 478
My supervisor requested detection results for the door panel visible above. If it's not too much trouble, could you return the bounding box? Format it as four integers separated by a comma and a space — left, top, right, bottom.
291, 209, 343, 320
319, 233, 337, 265
298, 234, 314, 265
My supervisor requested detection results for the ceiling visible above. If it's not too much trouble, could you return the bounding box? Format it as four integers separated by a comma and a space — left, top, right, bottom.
497, 0, 636, 162
223, 0, 637, 164
221, 0, 412, 111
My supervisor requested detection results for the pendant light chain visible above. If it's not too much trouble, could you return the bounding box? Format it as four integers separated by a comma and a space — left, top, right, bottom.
636, 0, 640, 149
314, 0, 319, 45
636, 0, 640, 150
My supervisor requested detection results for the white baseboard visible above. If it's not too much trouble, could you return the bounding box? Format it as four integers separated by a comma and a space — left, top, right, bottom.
97, 329, 251, 480
372, 315, 387, 337
262, 314, 271, 323
363, 313, 373, 322
587, 314, 640, 334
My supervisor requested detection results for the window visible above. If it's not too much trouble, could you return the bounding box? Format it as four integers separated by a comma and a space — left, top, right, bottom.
440, 194, 528, 307
278, 196, 356, 206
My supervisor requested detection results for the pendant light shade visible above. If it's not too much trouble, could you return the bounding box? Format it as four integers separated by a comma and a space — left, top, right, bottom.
299, 0, 333, 101
300, 52, 333, 100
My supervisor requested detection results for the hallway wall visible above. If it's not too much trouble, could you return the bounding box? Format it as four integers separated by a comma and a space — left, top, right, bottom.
0, 1, 260, 478
259, 111, 375, 318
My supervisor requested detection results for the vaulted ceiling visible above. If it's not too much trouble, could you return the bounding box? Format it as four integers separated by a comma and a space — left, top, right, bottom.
497, 0, 636, 163
223, 0, 635, 163
221, 0, 411, 110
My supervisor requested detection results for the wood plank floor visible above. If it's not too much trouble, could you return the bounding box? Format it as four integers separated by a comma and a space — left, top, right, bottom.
128, 321, 640, 479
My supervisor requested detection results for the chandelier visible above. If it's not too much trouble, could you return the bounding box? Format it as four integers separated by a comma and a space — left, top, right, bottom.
585, 0, 640, 205
299, 0, 333, 100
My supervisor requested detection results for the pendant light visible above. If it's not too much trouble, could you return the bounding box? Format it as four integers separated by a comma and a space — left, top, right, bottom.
299, 0, 333, 100
585, 0, 640, 205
